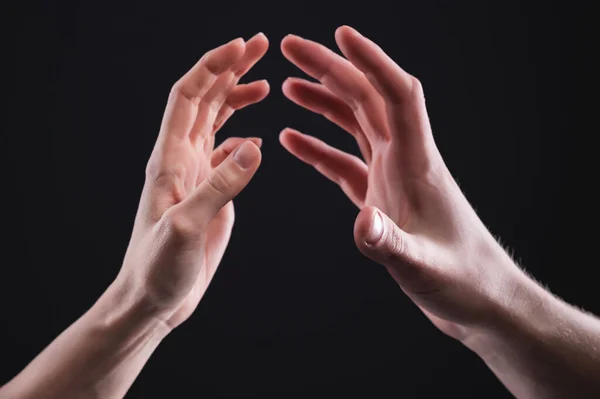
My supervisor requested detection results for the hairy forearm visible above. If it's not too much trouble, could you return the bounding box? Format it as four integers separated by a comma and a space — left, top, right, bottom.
0, 280, 170, 399
463, 267, 600, 398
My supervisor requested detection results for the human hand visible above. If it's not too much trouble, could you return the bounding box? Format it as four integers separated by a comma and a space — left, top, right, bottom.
280, 26, 521, 341
115, 34, 269, 330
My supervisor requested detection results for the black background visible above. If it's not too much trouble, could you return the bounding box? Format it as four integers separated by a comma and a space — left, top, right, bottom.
1, 1, 590, 398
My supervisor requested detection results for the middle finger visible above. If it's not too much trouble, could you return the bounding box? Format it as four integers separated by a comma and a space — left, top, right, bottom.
190, 33, 269, 143
281, 34, 389, 142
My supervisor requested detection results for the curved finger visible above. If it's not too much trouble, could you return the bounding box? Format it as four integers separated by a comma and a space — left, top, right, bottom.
282, 77, 372, 163
191, 33, 269, 141
279, 128, 368, 207
211, 137, 263, 168
233, 32, 269, 77
335, 26, 415, 105
169, 141, 262, 230
335, 26, 434, 154
281, 34, 389, 141
213, 80, 270, 133
159, 38, 246, 140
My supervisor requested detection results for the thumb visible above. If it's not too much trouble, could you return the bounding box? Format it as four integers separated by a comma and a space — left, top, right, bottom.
169, 140, 261, 232
354, 206, 425, 283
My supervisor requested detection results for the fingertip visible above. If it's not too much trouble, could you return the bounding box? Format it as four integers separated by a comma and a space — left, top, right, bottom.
246, 139, 262, 153
248, 137, 263, 148
281, 34, 302, 52
334, 25, 348, 40
261, 33, 270, 49
253, 32, 267, 41
233, 140, 262, 170
216, 37, 246, 69
249, 79, 270, 99
335, 25, 352, 43
227, 37, 246, 52
279, 128, 296, 147
279, 129, 310, 156
281, 78, 292, 93
279, 128, 290, 142
354, 206, 380, 247
283, 76, 302, 86
248, 32, 270, 54
279, 127, 300, 140
259, 79, 271, 92
280, 35, 290, 50
230, 37, 247, 59
282, 78, 308, 100
229, 37, 246, 47
339, 25, 361, 35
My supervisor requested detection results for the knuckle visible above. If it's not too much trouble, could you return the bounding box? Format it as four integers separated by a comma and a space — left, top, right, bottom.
384, 231, 432, 284
206, 169, 231, 196
387, 227, 406, 261
145, 159, 161, 180
348, 87, 370, 112
145, 160, 186, 188
409, 76, 424, 100
170, 80, 199, 104
315, 58, 333, 81
381, 229, 420, 274
169, 81, 184, 98
161, 209, 197, 240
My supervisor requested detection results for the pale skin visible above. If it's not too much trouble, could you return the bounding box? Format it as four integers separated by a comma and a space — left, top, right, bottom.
1, 26, 599, 399
0, 33, 270, 398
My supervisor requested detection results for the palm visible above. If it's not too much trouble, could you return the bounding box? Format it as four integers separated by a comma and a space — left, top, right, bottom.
156, 135, 232, 327
280, 28, 467, 339
130, 34, 269, 329
365, 143, 419, 230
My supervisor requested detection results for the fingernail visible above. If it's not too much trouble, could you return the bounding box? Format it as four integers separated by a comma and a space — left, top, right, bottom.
233, 141, 257, 169
228, 37, 245, 46
366, 211, 383, 245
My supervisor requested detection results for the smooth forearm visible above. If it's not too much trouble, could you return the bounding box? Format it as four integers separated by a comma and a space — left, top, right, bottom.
463, 267, 600, 398
1, 279, 170, 399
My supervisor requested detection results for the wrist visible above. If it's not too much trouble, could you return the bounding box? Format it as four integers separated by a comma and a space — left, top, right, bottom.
460, 260, 600, 397
90, 277, 173, 344
461, 263, 553, 355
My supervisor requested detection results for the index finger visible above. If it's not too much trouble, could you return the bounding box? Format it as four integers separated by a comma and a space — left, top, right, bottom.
334, 26, 416, 105
159, 38, 246, 139
281, 34, 373, 111
281, 34, 389, 141
176, 37, 246, 102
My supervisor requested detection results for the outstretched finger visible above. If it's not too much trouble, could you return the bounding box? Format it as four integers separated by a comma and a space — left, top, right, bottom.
280, 128, 368, 207
335, 26, 434, 154
282, 77, 372, 163
213, 80, 270, 133
160, 38, 246, 140
335, 26, 415, 105
233, 32, 269, 77
190, 33, 269, 141
281, 34, 389, 142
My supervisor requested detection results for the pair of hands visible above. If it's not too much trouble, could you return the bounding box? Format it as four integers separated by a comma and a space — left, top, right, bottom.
4, 25, 598, 399
116, 26, 518, 342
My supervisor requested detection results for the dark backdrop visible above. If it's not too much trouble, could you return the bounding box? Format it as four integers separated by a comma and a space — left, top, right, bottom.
2, 1, 587, 398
